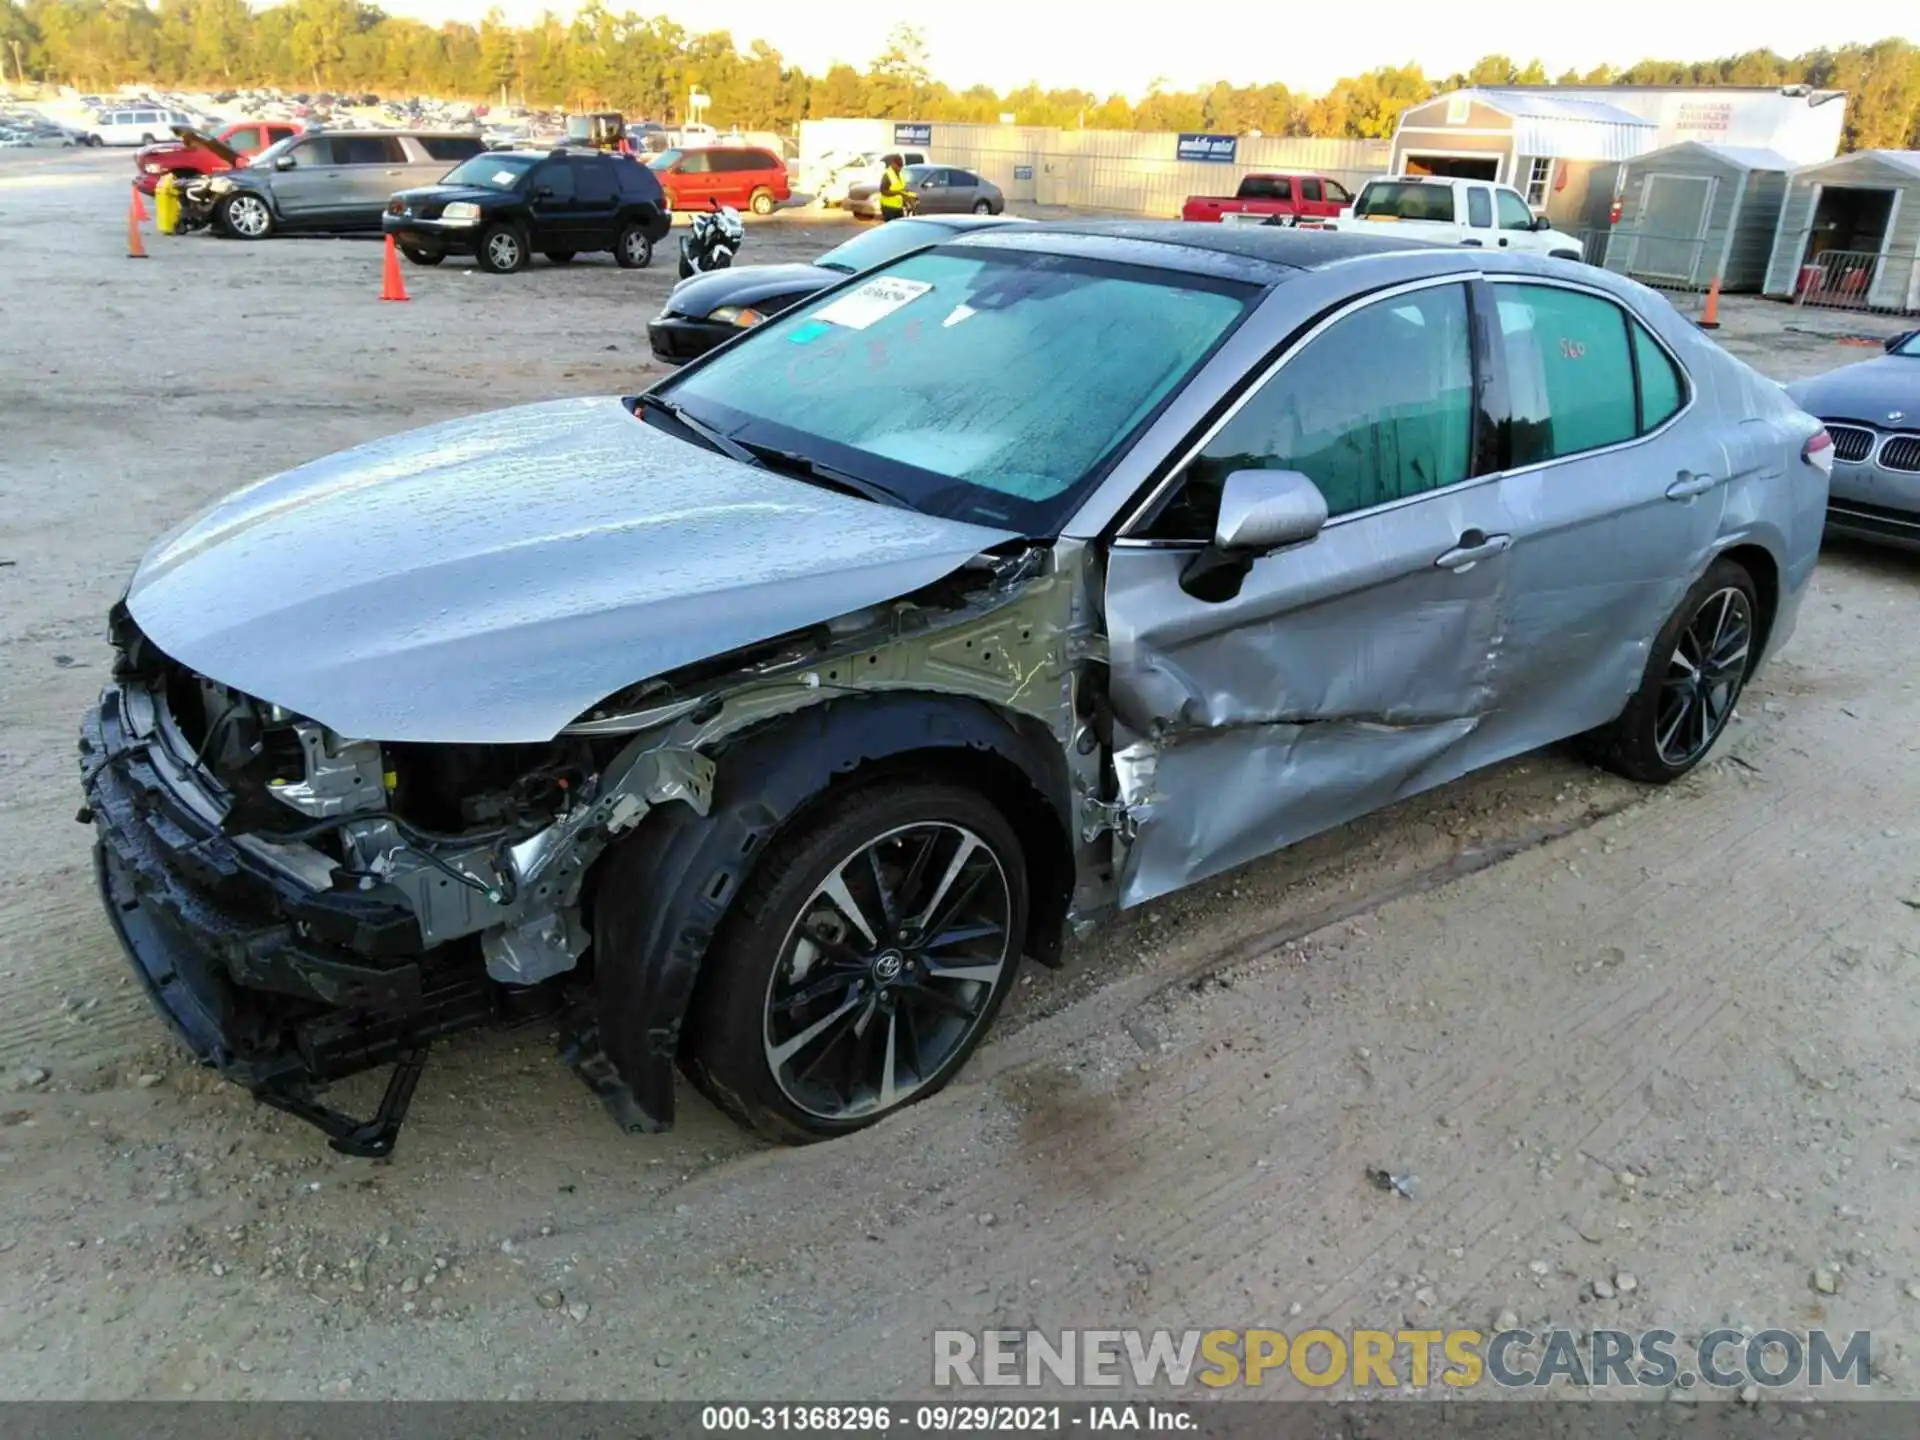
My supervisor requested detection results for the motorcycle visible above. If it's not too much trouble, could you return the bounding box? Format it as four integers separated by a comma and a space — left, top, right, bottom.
677, 201, 745, 279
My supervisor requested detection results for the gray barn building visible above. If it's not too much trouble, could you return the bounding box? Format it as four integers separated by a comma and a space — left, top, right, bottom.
1763, 150, 1920, 312
1597, 141, 1791, 291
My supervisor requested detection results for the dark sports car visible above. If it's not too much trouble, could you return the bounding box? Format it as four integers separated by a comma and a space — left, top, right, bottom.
1786, 328, 1920, 550
647, 213, 1020, 364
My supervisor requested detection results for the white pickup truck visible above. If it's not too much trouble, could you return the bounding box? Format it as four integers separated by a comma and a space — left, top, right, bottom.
1332, 175, 1586, 261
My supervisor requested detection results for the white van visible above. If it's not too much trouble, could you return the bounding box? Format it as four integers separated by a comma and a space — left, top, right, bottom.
91, 105, 197, 146
1336, 175, 1585, 261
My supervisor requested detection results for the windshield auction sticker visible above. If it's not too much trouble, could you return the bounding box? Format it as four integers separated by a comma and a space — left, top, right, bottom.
813, 276, 933, 331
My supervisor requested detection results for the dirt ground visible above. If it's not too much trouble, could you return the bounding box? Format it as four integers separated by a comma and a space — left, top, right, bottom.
1, 147, 1917, 1402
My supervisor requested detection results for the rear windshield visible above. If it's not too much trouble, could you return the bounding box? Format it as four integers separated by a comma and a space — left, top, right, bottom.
440, 154, 537, 189
1355, 181, 1455, 223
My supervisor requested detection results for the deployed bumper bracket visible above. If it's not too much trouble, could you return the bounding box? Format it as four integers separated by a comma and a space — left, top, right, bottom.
253, 1046, 429, 1159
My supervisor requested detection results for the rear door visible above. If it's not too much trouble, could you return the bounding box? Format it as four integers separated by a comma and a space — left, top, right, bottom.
1463, 184, 1496, 248
329, 134, 410, 223
1477, 277, 1731, 753
1104, 277, 1515, 904
568, 154, 620, 248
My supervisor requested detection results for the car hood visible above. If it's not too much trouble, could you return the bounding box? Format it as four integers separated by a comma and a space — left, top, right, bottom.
1785, 356, 1920, 421
170, 124, 242, 166
393, 183, 505, 207
126, 396, 1019, 744
666, 262, 840, 318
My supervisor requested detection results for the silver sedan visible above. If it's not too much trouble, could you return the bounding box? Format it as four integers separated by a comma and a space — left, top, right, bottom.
82, 224, 1829, 1154
1787, 328, 1920, 550
846, 163, 1004, 218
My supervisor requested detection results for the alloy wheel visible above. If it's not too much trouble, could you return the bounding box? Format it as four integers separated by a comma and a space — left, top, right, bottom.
762, 822, 1012, 1121
227, 195, 270, 237
487, 231, 521, 270
1654, 586, 1752, 767
623, 230, 649, 264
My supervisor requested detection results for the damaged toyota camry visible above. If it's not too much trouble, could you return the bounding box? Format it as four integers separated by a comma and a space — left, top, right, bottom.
81, 224, 1831, 1155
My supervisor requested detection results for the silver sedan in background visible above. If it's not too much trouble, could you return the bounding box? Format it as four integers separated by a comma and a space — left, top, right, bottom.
846, 163, 1005, 218
1787, 328, 1920, 550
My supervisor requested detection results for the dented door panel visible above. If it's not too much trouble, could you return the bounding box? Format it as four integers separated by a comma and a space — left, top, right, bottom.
1102, 480, 1515, 905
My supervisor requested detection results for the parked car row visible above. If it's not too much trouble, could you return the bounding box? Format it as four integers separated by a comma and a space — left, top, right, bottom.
80, 219, 1846, 1159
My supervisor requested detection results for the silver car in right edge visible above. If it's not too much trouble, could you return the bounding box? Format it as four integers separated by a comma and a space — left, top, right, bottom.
81, 224, 1829, 1155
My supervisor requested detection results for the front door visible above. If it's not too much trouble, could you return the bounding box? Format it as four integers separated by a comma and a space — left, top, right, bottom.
1103, 277, 1515, 905
667, 150, 715, 209
268, 135, 340, 218
1474, 277, 1731, 757
1495, 187, 1541, 252
527, 154, 579, 246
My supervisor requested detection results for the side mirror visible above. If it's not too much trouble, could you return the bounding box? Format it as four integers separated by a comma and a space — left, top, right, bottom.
1885, 330, 1915, 352
535, 184, 555, 198
273, 154, 296, 171
1179, 469, 1329, 602
1533, 215, 1553, 232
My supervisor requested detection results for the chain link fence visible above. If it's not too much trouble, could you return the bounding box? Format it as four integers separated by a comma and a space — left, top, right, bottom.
1578, 228, 1712, 318
1784, 247, 1920, 315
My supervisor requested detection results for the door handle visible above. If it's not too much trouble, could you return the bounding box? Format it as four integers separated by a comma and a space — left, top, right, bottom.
386, 169, 403, 176
1497, 236, 1510, 247
1665, 470, 1724, 500
1461, 238, 1483, 247
1435, 529, 1513, 571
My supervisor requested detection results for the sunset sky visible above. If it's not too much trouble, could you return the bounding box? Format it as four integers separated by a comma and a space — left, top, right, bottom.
378, 0, 1916, 97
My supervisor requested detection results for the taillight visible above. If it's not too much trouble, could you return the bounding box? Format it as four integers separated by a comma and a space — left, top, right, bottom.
1804, 429, 1835, 476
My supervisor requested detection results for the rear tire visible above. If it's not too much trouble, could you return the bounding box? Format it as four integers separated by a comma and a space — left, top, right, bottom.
748, 186, 775, 217
615, 222, 653, 269
476, 222, 527, 273
400, 245, 442, 266
677, 782, 1028, 1143
1591, 558, 1759, 784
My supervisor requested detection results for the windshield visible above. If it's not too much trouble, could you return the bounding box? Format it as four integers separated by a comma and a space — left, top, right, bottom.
648, 148, 683, 169
1895, 331, 1920, 357
657, 246, 1254, 533
1355, 181, 1455, 222
440, 154, 537, 189
249, 132, 300, 167
815, 218, 954, 274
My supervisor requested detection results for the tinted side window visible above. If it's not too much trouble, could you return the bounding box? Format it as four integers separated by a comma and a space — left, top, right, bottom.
951, 169, 981, 187
616, 158, 663, 200
1496, 189, 1535, 231
1300, 178, 1323, 202
1467, 188, 1492, 228
268, 126, 297, 143
291, 137, 332, 166
338, 136, 403, 165
421, 136, 483, 161
1146, 283, 1475, 536
537, 159, 577, 200
1633, 322, 1686, 431
1242, 176, 1291, 201
573, 156, 616, 202
1494, 284, 1638, 465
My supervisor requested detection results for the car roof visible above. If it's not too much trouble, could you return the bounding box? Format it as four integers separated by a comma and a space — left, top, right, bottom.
952, 220, 1436, 283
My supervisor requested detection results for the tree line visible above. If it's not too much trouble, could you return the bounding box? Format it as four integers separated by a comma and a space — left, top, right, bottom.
4, 2, 1918, 151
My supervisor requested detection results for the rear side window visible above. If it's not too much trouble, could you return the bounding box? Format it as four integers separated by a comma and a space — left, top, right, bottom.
616, 158, 663, 200
1241, 176, 1291, 201
337, 136, 404, 165
421, 136, 483, 161
1150, 282, 1475, 533
1494, 284, 1638, 464
1356, 181, 1454, 223
1300, 178, 1323, 202
573, 156, 616, 202
1467, 188, 1492, 228
712, 150, 755, 173
1633, 323, 1686, 431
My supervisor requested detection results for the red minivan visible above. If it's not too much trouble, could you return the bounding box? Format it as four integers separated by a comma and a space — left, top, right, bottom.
649, 146, 790, 216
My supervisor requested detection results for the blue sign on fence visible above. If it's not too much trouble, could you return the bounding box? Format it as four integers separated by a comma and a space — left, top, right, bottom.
1177, 132, 1238, 164
894, 122, 932, 147
1013, 165, 1034, 181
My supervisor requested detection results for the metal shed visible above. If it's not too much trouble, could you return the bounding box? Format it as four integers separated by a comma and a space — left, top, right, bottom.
1598, 142, 1792, 292
1390, 89, 1658, 229
1763, 150, 1920, 313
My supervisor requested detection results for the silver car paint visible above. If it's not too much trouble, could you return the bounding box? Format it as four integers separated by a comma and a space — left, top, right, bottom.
1786, 350, 1920, 542
126, 396, 1018, 743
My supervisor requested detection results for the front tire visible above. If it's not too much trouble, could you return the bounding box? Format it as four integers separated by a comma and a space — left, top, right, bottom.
748, 186, 775, 217
218, 193, 273, 239
615, 223, 653, 269
680, 782, 1027, 1143
1594, 558, 1758, 783
973, 199, 993, 215
476, 222, 527, 273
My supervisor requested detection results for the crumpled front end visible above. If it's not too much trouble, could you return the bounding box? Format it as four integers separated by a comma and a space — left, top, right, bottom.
77, 604, 711, 1154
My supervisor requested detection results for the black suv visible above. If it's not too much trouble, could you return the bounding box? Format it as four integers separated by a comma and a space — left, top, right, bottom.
383, 148, 671, 273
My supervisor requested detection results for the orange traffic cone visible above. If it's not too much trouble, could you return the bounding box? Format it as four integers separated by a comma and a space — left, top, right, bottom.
126, 194, 148, 260
130, 185, 149, 222
379, 235, 409, 302
1698, 276, 1721, 330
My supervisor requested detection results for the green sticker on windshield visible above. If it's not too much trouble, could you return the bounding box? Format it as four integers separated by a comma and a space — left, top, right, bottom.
788, 320, 830, 345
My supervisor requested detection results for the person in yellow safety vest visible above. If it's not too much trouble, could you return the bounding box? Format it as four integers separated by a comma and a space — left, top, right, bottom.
878, 154, 913, 222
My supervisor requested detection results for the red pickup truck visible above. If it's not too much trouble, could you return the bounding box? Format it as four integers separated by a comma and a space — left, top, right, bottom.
1181, 173, 1353, 225
133, 120, 303, 195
